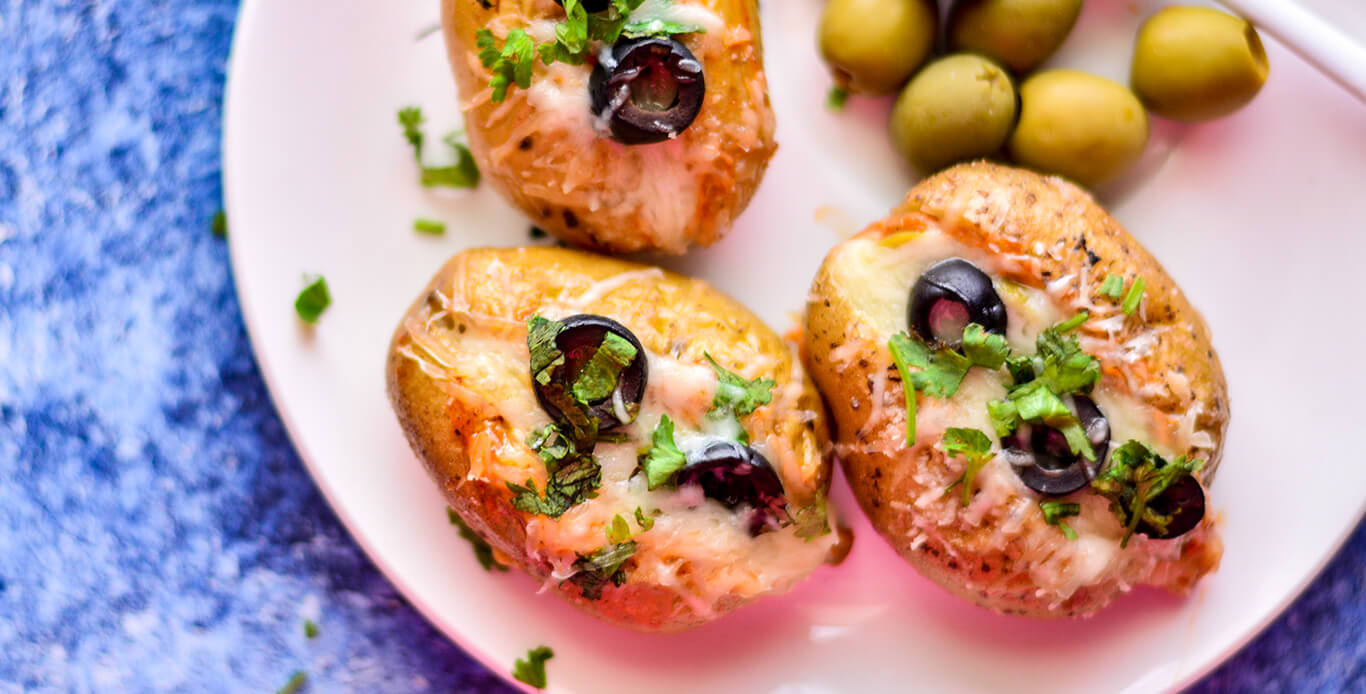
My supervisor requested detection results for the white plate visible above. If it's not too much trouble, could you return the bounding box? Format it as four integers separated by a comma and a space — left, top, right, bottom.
223, 1, 1366, 692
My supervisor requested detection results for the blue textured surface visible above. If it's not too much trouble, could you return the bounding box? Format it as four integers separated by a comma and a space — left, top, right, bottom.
0, 1, 1361, 692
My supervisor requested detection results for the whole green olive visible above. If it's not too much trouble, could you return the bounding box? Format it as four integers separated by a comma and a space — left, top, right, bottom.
1131, 6, 1269, 122
890, 54, 1018, 173
1007, 69, 1149, 187
819, 0, 938, 95
947, 0, 1083, 74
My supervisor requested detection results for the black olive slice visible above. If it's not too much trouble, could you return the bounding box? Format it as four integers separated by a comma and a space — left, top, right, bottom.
1006, 396, 1110, 496
908, 258, 1008, 349
676, 440, 787, 535
590, 37, 705, 145
1136, 475, 1206, 540
532, 314, 648, 430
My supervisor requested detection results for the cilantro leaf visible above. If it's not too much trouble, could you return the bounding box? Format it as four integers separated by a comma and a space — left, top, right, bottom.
476, 28, 535, 102
571, 331, 638, 408
295, 275, 331, 324
528, 316, 566, 380
447, 508, 509, 572
622, 18, 703, 38
639, 414, 686, 490
986, 399, 1019, 438
941, 427, 995, 506
703, 354, 774, 444
512, 646, 554, 689
888, 332, 921, 444
607, 513, 633, 543
1099, 273, 1124, 300
1001, 381, 1095, 461
962, 323, 1011, 370
1040, 500, 1081, 540
397, 106, 480, 188
509, 424, 602, 517
633, 506, 655, 531
565, 541, 636, 600
1091, 441, 1203, 547
1121, 276, 1147, 315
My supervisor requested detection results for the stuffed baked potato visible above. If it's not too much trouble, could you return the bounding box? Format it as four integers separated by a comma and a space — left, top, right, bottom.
388, 247, 842, 632
442, 0, 776, 254
804, 162, 1226, 617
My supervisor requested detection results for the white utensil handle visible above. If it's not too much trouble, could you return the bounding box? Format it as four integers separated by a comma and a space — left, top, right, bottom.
1218, 0, 1366, 104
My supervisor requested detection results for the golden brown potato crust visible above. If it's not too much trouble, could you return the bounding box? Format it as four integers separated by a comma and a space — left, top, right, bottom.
441, 0, 777, 253
387, 247, 831, 631
805, 162, 1227, 617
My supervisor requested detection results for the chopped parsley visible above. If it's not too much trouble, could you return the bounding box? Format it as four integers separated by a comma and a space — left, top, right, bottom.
571, 331, 638, 405
294, 276, 331, 324
1099, 273, 1124, 299
989, 313, 1100, 459
448, 508, 508, 572
397, 106, 480, 188
211, 210, 227, 238
566, 541, 637, 600
941, 427, 994, 506
277, 671, 307, 694
303, 619, 319, 639
704, 354, 775, 445
413, 218, 446, 235
634, 506, 655, 531
607, 507, 654, 543
512, 646, 554, 689
826, 85, 849, 110
888, 324, 1009, 444
622, 17, 703, 38
476, 28, 536, 102
1121, 276, 1147, 315
1040, 500, 1081, 540
509, 424, 602, 517
1091, 441, 1203, 547
639, 414, 686, 489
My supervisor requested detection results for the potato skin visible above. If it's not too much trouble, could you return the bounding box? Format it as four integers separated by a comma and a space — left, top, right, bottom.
387, 247, 834, 632
805, 161, 1227, 617
441, 0, 777, 254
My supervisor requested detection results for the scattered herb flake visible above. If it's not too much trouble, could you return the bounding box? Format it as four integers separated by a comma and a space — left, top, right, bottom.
397, 106, 480, 188
295, 276, 331, 324
512, 646, 554, 689
303, 619, 319, 639
447, 508, 508, 572
639, 414, 686, 490
633, 506, 655, 531
211, 210, 227, 238
565, 541, 636, 600
277, 671, 307, 694
941, 427, 995, 505
607, 513, 633, 543
1040, 500, 1081, 540
1099, 273, 1124, 300
1121, 276, 1147, 315
826, 85, 849, 110
413, 218, 446, 235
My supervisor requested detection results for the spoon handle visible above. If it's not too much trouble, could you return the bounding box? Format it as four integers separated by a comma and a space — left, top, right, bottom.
1218, 0, 1366, 104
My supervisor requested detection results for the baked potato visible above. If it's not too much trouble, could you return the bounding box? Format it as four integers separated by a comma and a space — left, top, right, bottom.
441, 0, 777, 254
387, 247, 843, 632
804, 162, 1227, 617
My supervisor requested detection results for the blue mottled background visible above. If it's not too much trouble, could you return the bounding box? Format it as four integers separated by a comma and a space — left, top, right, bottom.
0, 1, 1361, 692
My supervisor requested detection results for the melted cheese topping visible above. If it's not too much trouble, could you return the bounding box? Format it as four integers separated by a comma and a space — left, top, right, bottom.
401, 269, 837, 609
829, 226, 1213, 604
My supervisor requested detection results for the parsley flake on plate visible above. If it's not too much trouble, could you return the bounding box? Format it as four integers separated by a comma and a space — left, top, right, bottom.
826, 86, 849, 110
277, 671, 307, 694
210, 210, 227, 238
512, 646, 555, 689
447, 508, 509, 572
294, 275, 331, 324
397, 106, 480, 188
412, 218, 446, 235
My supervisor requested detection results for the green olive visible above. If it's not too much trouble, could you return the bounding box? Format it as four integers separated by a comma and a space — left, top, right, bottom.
1131, 6, 1269, 122
1008, 69, 1149, 187
947, 0, 1083, 74
819, 0, 938, 95
890, 54, 1018, 173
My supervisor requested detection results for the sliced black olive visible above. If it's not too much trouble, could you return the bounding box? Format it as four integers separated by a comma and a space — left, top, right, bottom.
554, 0, 610, 12
532, 314, 648, 430
590, 37, 705, 145
676, 441, 787, 536
908, 258, 1007, 349
1136, 475, 1205, 540
1006, 395, 1110, 496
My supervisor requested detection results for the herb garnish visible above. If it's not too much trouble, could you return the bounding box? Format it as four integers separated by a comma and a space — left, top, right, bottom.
607, 507, 655, 543
509, 423, 602, 517
622, 17, 703, 38
447, 507, 509, 571
1040, 500, 1081, 540
988, 313, 1099, 460
941, 427, 995, 506
887, 324, 1010, 444
397, 106, 480, 188
571, 331, 638, 404
704, 354, 775, 445
826, 86, 849, 110
413, 218, 446, 235
639, 414, 687, 489
1091, 441, 1202, 547
295, 275, 331, 324
1121, 276, 1147, 315
513, 646, 555, 689
476, 28, 536, 102
566, 540, 637, 600
1099, 273, 1124, 300
277, 671, 307, 694
211, 210, 227, 238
